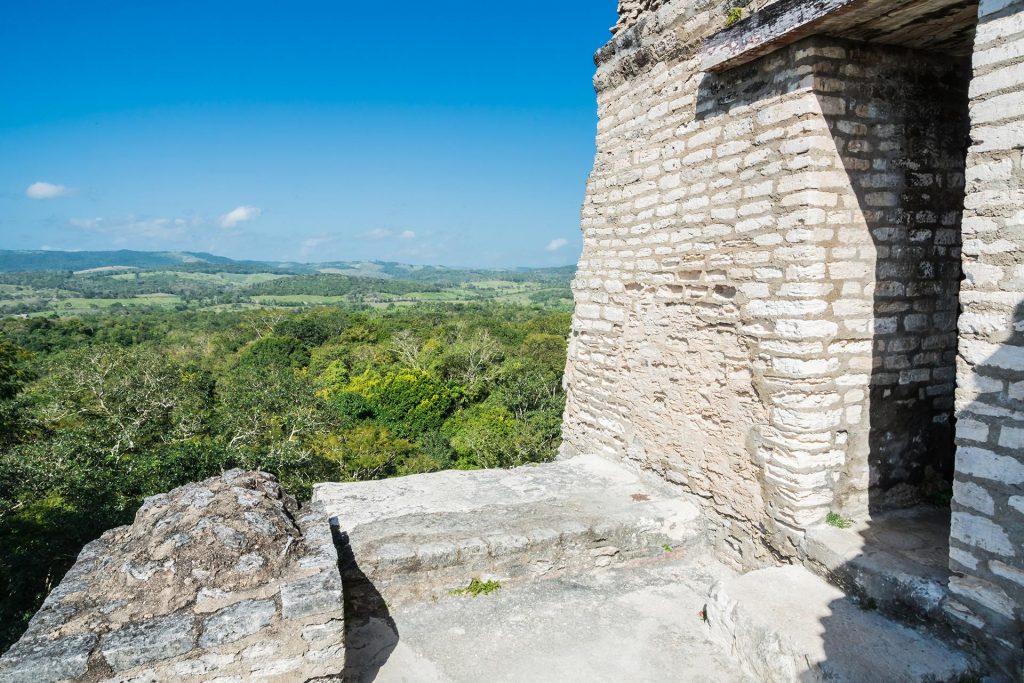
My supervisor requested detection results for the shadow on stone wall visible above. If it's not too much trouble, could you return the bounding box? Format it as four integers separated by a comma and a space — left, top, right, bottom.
332, 527, 398, 682
813, 305, 1024, 682
813, 48, 1022, 681
840, 46, 970, 516
696, 36, 971, 525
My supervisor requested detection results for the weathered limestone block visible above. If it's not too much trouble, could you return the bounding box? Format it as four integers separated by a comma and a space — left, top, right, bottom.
0, 471, 345, 682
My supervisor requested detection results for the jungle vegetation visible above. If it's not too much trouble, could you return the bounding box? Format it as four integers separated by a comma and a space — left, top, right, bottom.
0, 297, 571, 650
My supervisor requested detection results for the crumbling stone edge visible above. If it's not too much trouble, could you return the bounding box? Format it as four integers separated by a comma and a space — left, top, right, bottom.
0, 470, 346, 683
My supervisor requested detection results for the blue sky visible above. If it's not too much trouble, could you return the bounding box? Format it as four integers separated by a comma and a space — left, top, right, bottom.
0, 1, 615, 267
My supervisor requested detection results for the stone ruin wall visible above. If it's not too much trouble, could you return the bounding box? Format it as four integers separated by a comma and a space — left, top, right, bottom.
613, 0, 789, 35
948, 0, 1024, 664
824, 45, 969, 514
568, 0, 1023, 670
565, 0, 968, 566
613, 0, 667, 34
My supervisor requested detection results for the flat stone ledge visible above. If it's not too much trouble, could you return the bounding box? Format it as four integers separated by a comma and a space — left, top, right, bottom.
707, 565, 979, 682
702, 0, 981, 71
702, 0, 866, 71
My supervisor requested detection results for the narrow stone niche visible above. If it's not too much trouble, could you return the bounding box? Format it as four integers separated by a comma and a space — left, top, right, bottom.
823, 41, 972, 516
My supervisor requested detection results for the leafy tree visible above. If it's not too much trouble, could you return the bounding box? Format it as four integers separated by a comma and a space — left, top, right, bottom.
346, 368, 456, 438
314, 359, 350, 399
431, 328, 503, 397
493, 359, 561, 420
0, 341, 34, 449
442, 403, 517, 469
316, 425, 418, 480
274, 308, 348, 347
521, 332, 568, 374
309, 342, 350, 376
216, 364, 330, 482
27, 346, 213, 462
237, 334, 310, 369
326, 390, 375, 424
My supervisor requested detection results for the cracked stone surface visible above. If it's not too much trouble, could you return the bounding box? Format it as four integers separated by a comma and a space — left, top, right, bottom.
0, 470, 345, 682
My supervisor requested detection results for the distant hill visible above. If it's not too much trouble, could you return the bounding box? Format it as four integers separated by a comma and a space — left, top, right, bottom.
0, 250, 239, 273
0, 250, 576, 280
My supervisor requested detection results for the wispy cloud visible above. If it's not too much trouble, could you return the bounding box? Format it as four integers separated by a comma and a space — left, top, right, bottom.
299, 234, 335, 259
70, 216, 190, 242
220, 205, 262, 228
364, 228, 416, 241
26, 181, 73, 199
545, 238, 569, 252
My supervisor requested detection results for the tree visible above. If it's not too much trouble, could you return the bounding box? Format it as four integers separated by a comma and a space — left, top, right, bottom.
346, 368, 456, 438
442, 403, 517, 469
316, 425, 418, 480
492, 359, 561, 420
0, 341, 34, 449
28, 345, 212, 462
431, 328, 503, 396
237, 334, 310, 369
217, 364, 328, 469
388, 330, 425, 369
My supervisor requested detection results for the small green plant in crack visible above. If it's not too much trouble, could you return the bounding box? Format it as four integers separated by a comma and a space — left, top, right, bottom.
725, 7, 745, 27
662, 543, 673, 553
449, 578, 502, 598
826, 512, 853, 529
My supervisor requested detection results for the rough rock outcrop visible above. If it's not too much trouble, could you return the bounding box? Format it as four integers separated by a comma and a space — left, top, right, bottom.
612, 0, 667, 34
0, 470, 344, 683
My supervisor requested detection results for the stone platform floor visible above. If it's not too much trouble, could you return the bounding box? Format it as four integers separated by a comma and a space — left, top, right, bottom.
320, 457, 977, 682
804, 506, 954, 625
343, 557, 750, 683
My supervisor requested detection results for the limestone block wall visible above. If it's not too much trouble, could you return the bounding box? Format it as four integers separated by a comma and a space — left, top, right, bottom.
566, 3, 851, 565
565, 0, 974, 568
948, 0, 1024, 670
613, 0, 667, 34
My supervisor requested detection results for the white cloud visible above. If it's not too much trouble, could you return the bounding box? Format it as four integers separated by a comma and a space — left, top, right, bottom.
220, 205, 262, 228
364, 228, 416, 241
545, 238, 569, 252
299, 234, 335, 259
26, 181, 73, 199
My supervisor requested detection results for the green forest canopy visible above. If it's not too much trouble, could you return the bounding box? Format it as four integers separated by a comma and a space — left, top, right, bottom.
0, 301, 570, 651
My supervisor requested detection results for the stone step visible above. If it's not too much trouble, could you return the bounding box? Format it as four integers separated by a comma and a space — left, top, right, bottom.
313, 455, 705, 604
802, 507, 953, 631
707, 565, 979, 682
344, 557, 752, 683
